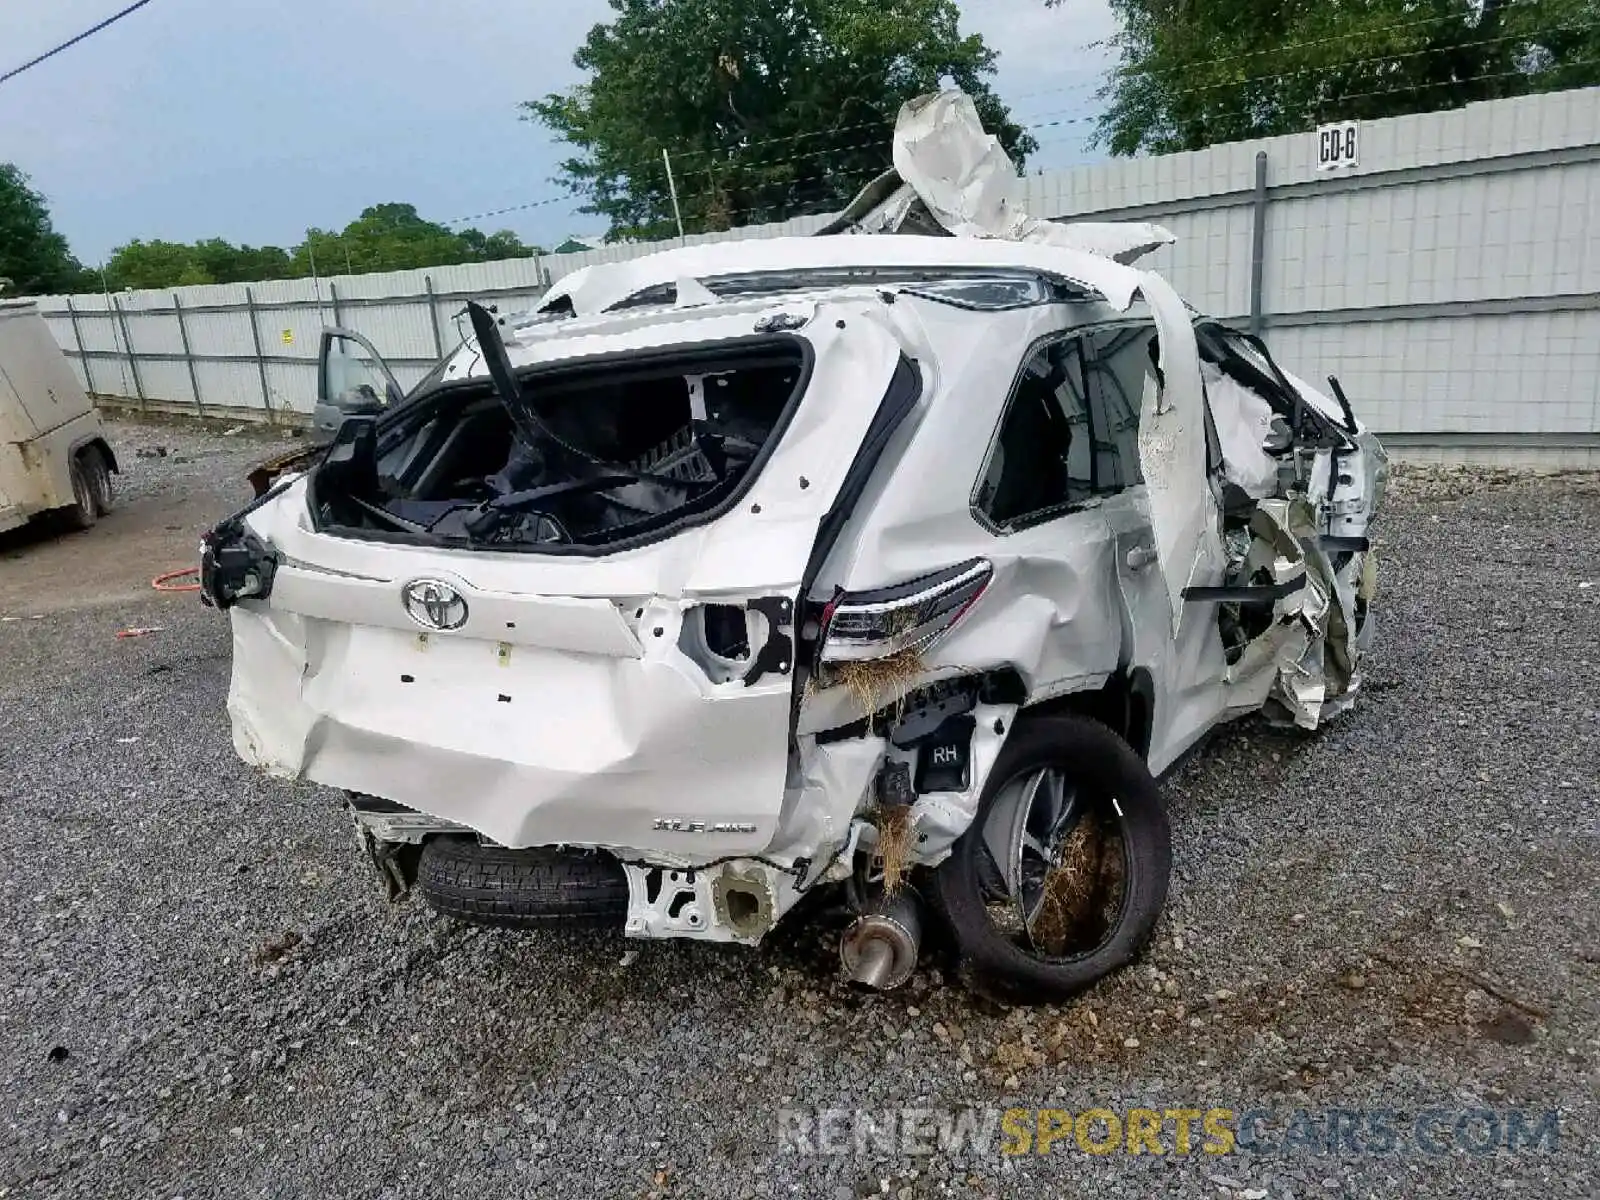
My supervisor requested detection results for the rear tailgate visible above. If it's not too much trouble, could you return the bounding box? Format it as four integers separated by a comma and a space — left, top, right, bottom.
226, 305, 910, 857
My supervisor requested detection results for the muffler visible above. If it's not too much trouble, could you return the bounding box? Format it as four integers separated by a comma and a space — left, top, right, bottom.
840, 889, 923, 990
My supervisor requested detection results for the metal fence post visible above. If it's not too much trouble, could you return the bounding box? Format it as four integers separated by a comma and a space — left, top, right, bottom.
173, 293, 204, 416
110, 295, 147, 411
424, 274, 445, 359
64, 298, 94, 396
329, 281, 343, 328
245, 286, 275, 422
1249, 150, 1269, 337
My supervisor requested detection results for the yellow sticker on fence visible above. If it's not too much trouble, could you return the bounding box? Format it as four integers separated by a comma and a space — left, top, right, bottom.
281, 329, 293, 345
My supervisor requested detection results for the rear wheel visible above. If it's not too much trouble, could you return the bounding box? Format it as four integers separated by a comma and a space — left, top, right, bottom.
929, 713, 1170, 1004
416, 835, 630, 930
82, 447, 114, 516
63, 458, 97, 530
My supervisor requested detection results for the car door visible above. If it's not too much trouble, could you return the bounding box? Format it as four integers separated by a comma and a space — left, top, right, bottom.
961, 330, 1127, 697
1188, 320, 1386, 727
1078, 318, 1234, 771
313, 327, 405, 443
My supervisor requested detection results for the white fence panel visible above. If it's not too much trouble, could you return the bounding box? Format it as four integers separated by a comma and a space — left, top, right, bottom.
27, 88, 1600, 459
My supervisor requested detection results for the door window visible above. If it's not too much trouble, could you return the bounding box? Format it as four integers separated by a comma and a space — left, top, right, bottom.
974, 323, 1157, 531
319, 330, 402, 409
1082, 323, 1158, 493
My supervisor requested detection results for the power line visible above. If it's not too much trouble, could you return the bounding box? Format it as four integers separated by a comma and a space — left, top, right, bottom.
1095, 0, 1556, 91
444, 194, 580, 227
448, 1, 1578, 226
447, 28, 1594, 232
658, 54, 1600, 230
1146, 20, 1597, 102
0, 1, 157, 87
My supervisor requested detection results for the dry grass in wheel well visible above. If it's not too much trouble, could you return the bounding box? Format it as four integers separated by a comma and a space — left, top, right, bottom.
807, 647, 926, 725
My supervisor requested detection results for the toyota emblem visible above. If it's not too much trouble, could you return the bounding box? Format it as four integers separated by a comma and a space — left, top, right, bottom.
402, 579, 468, 631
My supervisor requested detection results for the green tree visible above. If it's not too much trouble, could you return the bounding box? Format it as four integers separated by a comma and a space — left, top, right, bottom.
0, 164, 92, 295
1086, 0, 1600, 156
526, 0, 1036, 240
192, 238, 293, 284
100, 207, 539, 291
458, 228, 541, 261
287, 204, 537, 275
104, 239, 211, 290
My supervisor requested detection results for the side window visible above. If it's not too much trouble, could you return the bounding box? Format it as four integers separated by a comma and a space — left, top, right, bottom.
975, 322, 1159, 531
1083, 323, 1157, 493
975, 336, 1093, 529
319, 330, 401, 409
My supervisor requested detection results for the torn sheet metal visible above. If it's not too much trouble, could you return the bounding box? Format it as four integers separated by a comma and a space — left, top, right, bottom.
1130, 270, 1224, 634
1219, 498, 1365, 730
1201, 360, 1280, 499
857, 90, 1176, 265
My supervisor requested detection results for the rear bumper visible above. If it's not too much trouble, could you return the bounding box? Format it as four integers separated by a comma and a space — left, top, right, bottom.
228, 604, 797, 859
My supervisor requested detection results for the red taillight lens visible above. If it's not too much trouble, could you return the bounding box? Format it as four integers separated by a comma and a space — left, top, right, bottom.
818, 559, 992, 662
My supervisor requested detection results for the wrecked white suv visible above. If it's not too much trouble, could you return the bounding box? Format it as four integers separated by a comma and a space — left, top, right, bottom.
201, 99, 1385, 1004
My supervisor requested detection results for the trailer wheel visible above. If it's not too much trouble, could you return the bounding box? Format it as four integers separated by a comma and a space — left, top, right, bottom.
64, 457, 97, 531
82, 446, 114, 516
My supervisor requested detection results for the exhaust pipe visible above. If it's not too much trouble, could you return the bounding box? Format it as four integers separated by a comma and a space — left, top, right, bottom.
840, 889, 923, 990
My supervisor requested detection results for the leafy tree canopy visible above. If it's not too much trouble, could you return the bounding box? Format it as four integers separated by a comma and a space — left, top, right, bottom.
526, 0, 1037, 241
0, 165, 93, 296
101, 204, 541, 292
1086, 0, 1600, 155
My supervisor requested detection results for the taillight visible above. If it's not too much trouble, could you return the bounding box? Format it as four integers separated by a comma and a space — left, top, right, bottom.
818, 559, 992, 662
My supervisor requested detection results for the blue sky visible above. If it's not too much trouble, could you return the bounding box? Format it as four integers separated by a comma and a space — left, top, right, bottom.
0, 0, 1116, 265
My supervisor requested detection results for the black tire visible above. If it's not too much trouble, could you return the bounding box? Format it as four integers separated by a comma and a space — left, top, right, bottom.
82, 447, 114, 516
416, 835, 630, 930
929, 713, 1171, 1005
63, 457, 97, 531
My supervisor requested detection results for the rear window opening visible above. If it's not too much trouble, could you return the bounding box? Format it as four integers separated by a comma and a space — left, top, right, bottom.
310, 338, 809, 553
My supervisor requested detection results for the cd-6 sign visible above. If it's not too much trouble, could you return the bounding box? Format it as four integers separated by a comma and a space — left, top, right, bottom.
1315, 120, 1360, 171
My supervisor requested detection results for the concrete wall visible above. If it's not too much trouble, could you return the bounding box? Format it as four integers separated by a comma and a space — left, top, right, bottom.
33, 88, 1600, 463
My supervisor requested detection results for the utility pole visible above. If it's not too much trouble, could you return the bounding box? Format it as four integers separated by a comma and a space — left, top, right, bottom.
308, 236, 327, 326
662, 147, 687, 243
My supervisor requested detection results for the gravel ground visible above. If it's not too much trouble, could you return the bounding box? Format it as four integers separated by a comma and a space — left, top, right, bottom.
1, 434, 1596, 1199
0, 416, 300, 616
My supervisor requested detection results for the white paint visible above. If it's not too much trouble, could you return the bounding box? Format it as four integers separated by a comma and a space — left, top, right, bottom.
1202, 361, 1280, 499
220, 90, 1387, 947
885, 90, 1176, 264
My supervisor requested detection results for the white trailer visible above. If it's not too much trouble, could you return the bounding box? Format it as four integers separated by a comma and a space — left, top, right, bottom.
0, 298, 118, 535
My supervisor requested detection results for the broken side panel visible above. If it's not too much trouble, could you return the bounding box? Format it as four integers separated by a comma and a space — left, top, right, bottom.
1200, 496, 1376, 730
